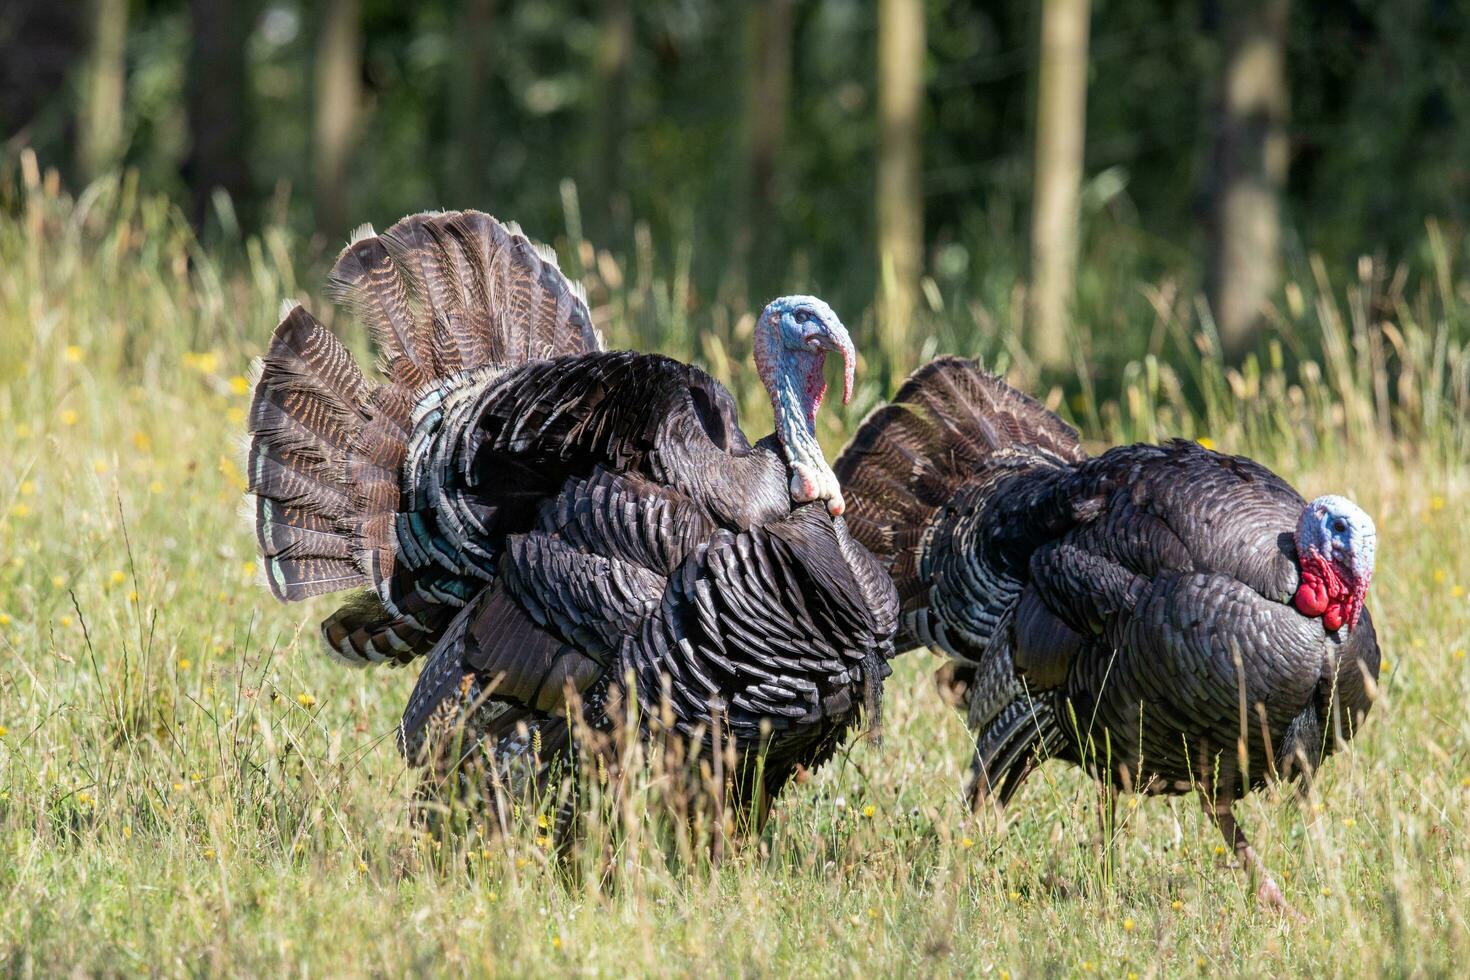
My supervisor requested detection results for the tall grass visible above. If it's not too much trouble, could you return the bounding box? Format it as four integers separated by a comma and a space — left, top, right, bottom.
1, 155, 1468, 975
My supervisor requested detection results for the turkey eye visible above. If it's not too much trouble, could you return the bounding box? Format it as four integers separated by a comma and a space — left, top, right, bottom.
1332, 518, 1348, 534
794, 310, 809, 324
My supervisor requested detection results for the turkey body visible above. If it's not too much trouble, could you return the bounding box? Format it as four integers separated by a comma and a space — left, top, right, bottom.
836, 357, 1379, 818
247, 211, 896, 827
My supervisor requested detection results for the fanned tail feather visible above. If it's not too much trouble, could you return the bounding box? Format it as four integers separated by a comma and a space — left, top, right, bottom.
834, 356, 1085, 602
247, 210, 601, 666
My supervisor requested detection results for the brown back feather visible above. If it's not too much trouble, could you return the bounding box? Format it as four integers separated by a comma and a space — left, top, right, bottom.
834, 356, 1085, 598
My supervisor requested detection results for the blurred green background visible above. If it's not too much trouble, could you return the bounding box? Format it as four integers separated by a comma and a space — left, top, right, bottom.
3, 0, 1469, 397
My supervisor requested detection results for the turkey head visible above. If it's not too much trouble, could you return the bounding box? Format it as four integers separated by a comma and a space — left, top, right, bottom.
1293, 494, 1377, 632
753, 295, 856, 516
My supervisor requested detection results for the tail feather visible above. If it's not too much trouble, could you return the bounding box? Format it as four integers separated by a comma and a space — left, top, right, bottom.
327, 230, 433, 390
321, 589, 440, 666
835, 356, 1084, 602
248, 305, 372, 601
247, 210, 601, 665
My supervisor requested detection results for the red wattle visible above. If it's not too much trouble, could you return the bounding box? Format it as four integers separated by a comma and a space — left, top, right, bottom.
1294, 576, 1328, 617
1294, 549, 1360, 632
802, 355, 828, 429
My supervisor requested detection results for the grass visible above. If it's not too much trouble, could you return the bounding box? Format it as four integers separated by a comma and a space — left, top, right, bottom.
1, 158, 1469, 976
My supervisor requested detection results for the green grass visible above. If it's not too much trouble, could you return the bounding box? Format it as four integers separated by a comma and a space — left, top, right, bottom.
2, 163, 1469, 976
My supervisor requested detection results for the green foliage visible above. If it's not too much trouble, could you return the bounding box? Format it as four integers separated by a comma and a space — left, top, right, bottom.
1, 163, 1468, 975
9, 0, 1470, 322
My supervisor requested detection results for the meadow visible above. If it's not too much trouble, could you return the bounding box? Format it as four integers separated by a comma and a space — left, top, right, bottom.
2, 161, 1469, 977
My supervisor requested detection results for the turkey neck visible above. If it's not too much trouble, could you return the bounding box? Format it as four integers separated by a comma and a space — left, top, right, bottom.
768, 349, 833, 488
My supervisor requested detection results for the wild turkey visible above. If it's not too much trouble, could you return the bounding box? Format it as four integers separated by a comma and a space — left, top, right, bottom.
835, 357, 1379, 913
246, 210, 897, 831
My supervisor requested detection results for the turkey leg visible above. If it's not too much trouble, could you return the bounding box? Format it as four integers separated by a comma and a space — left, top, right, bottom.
1203, 795, 1304, 921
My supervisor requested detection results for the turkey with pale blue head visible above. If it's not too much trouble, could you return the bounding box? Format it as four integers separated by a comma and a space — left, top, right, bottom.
245, 210, 896, 831
835, 357, 1380, 915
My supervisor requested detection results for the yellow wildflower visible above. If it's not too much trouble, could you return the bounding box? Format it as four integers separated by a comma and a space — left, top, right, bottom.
77, 792, 93, 806
297, 692, 317, 709
122, 824, 132, 839
1452, 585, 1466, 599
537, 813, 549, 829
10, 503, 29, 518
1320, 887, 1331, 897
59, 615, 73, 628
64, 345, 83, 363
0, 614, 9, 626
109, 570, 127, 586
203, 848, 216, 860
1454, 649, 1466, 661
60, 409, 79, 427
226, 406, 245, 425
1430, 495, 1446, 512
52, 575, 66, 588
185, 351, 221, 374
551, 936, 561, 951
960, 837, 975, 849
0, 725, 8, 737
358, 860, 368, 873
132, 430, 152, 453
15, 423, 31, 439
242, 560, 257, 580
535, 835, 551, 848
229, 375, 251, 396
178, 658, 191, 671
862, 803, 876, 818
148, 480, 164, 495
1342, 817, 1356, 828
218, 455, 245, 491
19, 481, 36, 496
172, 782, 184, 793
1171, 900, 1182, 910
1433, 568, 1447, 584
1197, 436, 1217, 450
93, 459, 109, 475
1122, 917, 1135, 931
127, 590, 139, 603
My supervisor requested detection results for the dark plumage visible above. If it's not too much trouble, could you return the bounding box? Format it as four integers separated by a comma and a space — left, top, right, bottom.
247, 210, 896, 830
835, 356, 1380, 912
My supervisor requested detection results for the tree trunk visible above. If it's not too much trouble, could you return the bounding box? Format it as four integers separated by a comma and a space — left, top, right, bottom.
451, 0, 495, 206
586, 0, 633, 245
737, 0, 793, 292
185, 0, 252, 228
314, 0, 362, 240
1206, 0, 1290, 360
876, 0, 925, 377
76, 0, 128, 183
1028, 0, 1091, 373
